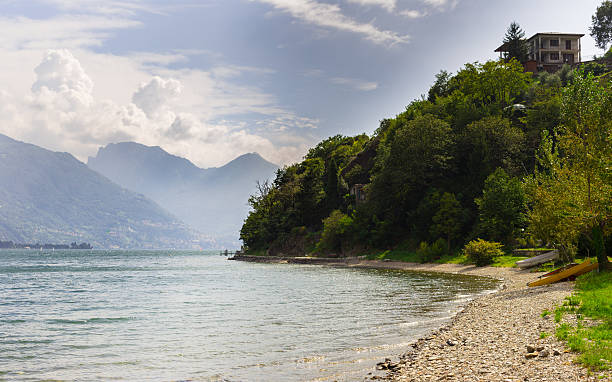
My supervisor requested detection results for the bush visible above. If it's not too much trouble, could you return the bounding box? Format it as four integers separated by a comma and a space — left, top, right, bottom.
463, 238, 504, 266
417, 238, 447, 263
316, 210, 354, 254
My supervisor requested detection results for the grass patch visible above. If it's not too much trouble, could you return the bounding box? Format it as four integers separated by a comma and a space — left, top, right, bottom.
541, 309, 551, 318
540, 331, 551, 339
365, 249, 421, 263
436, 252, 469, 264
491, 255, 528, 268
365, 250, 525, 268
553, 270, 612, 371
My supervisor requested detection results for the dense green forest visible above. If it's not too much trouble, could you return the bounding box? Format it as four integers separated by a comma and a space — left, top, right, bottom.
240, 58, 611, 269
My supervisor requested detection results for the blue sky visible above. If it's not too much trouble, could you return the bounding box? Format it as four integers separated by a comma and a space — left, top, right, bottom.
0, 0, 604, 167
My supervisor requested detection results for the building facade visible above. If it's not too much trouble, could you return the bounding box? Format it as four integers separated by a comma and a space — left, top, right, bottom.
495, 32, 584, 73
526, 33, 584, 72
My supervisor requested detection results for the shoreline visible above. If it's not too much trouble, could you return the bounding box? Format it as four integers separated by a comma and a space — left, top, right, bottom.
231, 255, 609, 381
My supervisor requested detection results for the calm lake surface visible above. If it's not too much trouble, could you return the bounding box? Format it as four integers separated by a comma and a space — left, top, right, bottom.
0, 250, 499, 381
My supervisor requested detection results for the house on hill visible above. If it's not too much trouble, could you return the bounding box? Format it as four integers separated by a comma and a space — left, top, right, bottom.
496, 32, 584, 73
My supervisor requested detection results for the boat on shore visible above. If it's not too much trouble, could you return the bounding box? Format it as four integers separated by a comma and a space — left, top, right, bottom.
515, 250, 559, 269
528, 259, 598, 287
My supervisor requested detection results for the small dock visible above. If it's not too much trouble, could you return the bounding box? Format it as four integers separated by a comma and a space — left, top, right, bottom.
219, 250, 242, 257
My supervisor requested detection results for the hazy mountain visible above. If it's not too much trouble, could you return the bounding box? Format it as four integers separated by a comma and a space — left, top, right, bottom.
0, 134, 211, 249
88, 142, 279, 247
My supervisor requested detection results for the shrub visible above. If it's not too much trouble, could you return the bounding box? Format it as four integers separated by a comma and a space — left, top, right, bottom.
463, 238, 504, 266
316, 210, 354, 254
416, 238, 447, 263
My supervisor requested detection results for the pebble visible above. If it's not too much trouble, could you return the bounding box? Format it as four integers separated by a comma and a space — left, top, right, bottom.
365, 263, 611, 381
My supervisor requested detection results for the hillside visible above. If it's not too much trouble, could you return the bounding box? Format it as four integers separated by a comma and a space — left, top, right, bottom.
87, 143, 278, 247
0, 134, 210, 249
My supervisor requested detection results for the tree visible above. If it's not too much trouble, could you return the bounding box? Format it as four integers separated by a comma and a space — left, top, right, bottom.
369, 115, 454, 230
590, 1, 612, 50
427, 70, 452, 102
431, 192, 463, 252
502, 22, 529, 62
475, 168, 527, 246
526, 71, 611, 270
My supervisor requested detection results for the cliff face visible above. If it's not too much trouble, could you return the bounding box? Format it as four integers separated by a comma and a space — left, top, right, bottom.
0, 134, 209, 249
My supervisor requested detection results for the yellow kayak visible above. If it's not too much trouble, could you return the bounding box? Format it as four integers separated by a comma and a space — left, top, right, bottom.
528, 259, 598, 287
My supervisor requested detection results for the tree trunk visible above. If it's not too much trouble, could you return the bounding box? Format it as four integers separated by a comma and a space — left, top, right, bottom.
593, 226, 610, 272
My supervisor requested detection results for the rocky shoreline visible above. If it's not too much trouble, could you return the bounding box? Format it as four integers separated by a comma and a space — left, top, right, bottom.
230, 255, 610, 381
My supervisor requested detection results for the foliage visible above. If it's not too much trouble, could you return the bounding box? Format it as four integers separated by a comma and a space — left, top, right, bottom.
525, 70, 612, 268
590, 0, 612, 50
430, 192, 463, 252
416, 238, 448, 263
475, 168, 527, 246
502, 22, 529, 62
316, 210, 354, 254
583, 61, 608, 77
241, 58, 610, 264
463, 238, 504, 266
427, 70, 452, 102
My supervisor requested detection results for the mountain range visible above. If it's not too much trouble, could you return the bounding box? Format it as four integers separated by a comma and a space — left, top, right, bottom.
0, 133, 209, 249
87, 142, 278, 247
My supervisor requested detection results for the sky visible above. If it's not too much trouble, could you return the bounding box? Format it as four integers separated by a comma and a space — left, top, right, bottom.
0, 0, 605, 168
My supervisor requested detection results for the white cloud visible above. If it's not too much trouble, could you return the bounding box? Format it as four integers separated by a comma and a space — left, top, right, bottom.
0, 3, 318, 167
254, 0, 409, 45
346, 0, 396, 12
0, 15, 141, 50
330, 76, 378, 91
132, 76, 182, 118
0, 48, 315, 167
422, 0, 458, 10
32, 49, 94, 95
399, 9, 425, 18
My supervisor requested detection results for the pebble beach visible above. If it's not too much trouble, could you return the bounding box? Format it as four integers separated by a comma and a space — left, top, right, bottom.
232, 256, 610, 381
352, 261, 610, 382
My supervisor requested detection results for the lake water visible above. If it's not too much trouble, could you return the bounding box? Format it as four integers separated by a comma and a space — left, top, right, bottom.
0, 250, 499, 381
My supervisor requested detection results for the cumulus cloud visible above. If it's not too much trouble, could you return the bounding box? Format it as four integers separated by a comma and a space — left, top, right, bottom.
0, 49, 315, 167
255, 0, 409, 45
132, 76, 182, 118
31, 49, 94, 107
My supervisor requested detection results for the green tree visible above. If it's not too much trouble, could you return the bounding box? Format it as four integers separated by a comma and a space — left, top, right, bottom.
431, 192, 463, 252
369, 115, 454, 238
590, 1, 612, 50
457, 115, 526, 191
427, 70, 452, 102
526, 72, 611, 270
502, 22, 529, 62
316, 210, 354, 254
475, 168, 527, 246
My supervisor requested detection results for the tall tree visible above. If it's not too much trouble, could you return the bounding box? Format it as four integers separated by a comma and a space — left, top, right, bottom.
475, 168, 527, 246
502, 22, 529, 63
431, 192, 463, 253
526, 71, 611, 270
590, 1, 612, 50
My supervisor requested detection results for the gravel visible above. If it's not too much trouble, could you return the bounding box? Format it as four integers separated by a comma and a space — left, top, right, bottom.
348, 261, 611, 382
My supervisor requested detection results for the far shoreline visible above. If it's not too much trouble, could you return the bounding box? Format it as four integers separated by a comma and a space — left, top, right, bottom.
230, 254, 608, 381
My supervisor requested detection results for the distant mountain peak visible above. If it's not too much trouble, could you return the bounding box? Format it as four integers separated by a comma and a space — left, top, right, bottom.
86, 141, 279, 247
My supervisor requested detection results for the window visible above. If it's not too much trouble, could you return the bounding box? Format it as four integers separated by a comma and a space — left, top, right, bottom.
563, 53, 574, 63
550, 39, 559, 47
565, 40, 572, 50
550, 52, 559, 61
